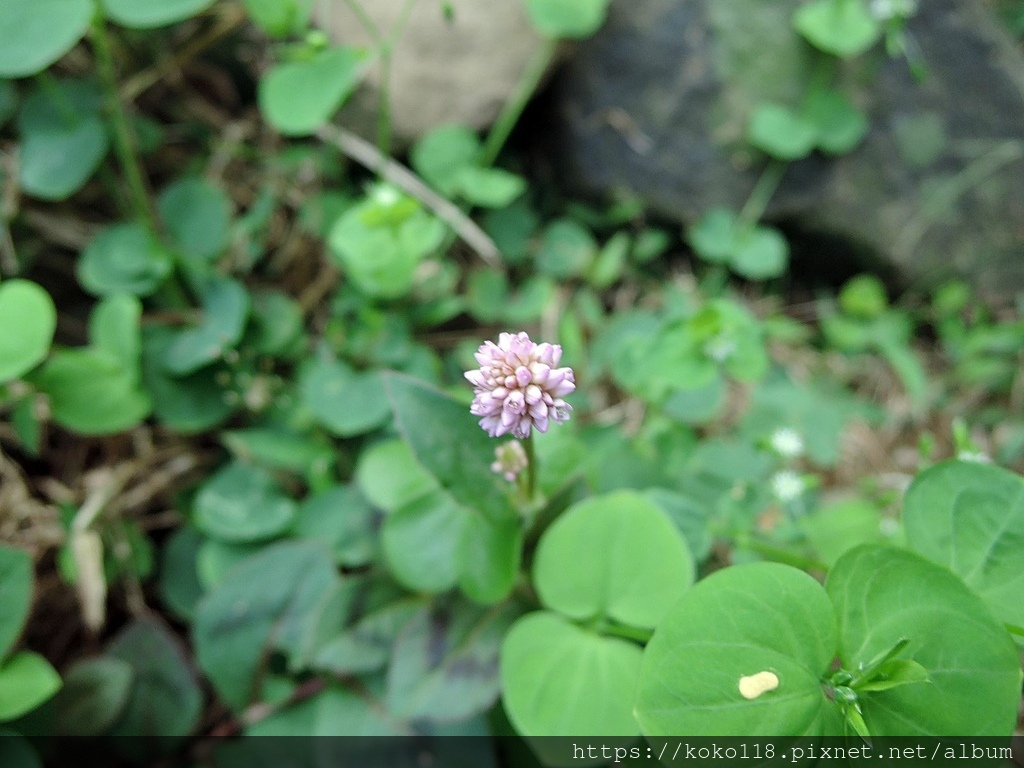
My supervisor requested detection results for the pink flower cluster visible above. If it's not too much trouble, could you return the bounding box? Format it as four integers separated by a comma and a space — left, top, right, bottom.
465, 332, 575, 439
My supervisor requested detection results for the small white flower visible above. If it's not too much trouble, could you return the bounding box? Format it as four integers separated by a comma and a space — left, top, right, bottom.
879, 518, 900, 537
704, 334, 736, 363
770, 428, 804, 459
771, 470, 805, 503
957, 450, 991, 464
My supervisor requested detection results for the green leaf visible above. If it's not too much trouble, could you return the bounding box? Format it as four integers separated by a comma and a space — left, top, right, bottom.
164, 277, 250, 375
635, 562, 837, 736
801, 498, 884, 567
77, 223, 173, 297
193, 461, 297, 543
141, 326, 233, 433
0, 546, 32, 661
803, 88, 869, 154
355, 438, 437, 513
0, 280, 55, 383
89, 294, 142, 376
194, 541, 338, 710
158, 177, 232, 262
106, 618, 203, 757
250, 291, 304, 357
242, 0, 313, 37
196, 539, 263, 589
382, 490, 464, 593
292, 486, 375, 568
454, 167, 526, 209
689, 208, 740, 264
827, 545, 1021, 735
501, 611, 642, 736
259, 46, 367, 136
222, 428, 334, 477
535, 219, 597, 279
730, 225, 789, 280
524, 0, 610, 38
457, 514, 522, 605
0, 0, 93, 78
748, 103, 816, 161
384, 374, 515, 523
313, 600, 421, 676
386, 602, 517, 722
411, 124, 481, 197
299, 358, 390, 437
33, 349, 151, 434
100, 0, 217, 28
158, 527, 205, 622
534, 491, 693, 630
0, 652, 61, 722
53, 656, 134, 736
903, 460, 1024, 628
17, 79, 108, 200
0, 81, 17, 128
793, 0, 880, 58
328, 198, 445, 299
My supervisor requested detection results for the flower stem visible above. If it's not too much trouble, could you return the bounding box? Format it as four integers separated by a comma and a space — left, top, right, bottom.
736, 159, 787, 232
90, 11, 158, 233
480, 38, 559, 166
523, 433, 537, 502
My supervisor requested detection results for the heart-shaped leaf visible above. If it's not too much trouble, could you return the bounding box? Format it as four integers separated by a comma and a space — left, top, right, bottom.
299, 358, 390, 437
793, 0, 880, 58
635, 562, 837, 736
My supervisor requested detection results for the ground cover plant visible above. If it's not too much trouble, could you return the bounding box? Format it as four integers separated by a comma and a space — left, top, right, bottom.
1, 0, 1024, 764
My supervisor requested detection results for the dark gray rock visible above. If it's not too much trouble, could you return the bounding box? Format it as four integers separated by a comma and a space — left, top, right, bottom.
547, 0, 1024, 298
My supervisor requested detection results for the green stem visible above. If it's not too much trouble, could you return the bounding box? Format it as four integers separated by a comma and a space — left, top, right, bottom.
735, 534, 828, 573
480, 38, 559, 166
1004, 623, 1024, 640
736, 160, 787, 231
341, 0, 383, 44
374, 0, 419, 161
599, 621, 654, 645
523, 433, 536, 502
90, 12, 158, 233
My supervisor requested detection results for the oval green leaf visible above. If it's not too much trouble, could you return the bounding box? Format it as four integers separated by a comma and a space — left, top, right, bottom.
0, 0, 93, 78
101, 0, 217, 28
78, 223, 174, 297
903, 460, 1024, 628
0, 651, 61, 721
0, 546, 32, 660
534, 490, 694, 630
193, 461, 297, 543
259, 46, 366, 136
0, 280, 56, 383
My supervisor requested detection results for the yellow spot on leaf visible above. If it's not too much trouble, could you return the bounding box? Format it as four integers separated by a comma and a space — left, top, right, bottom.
738, 670, 779, 699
